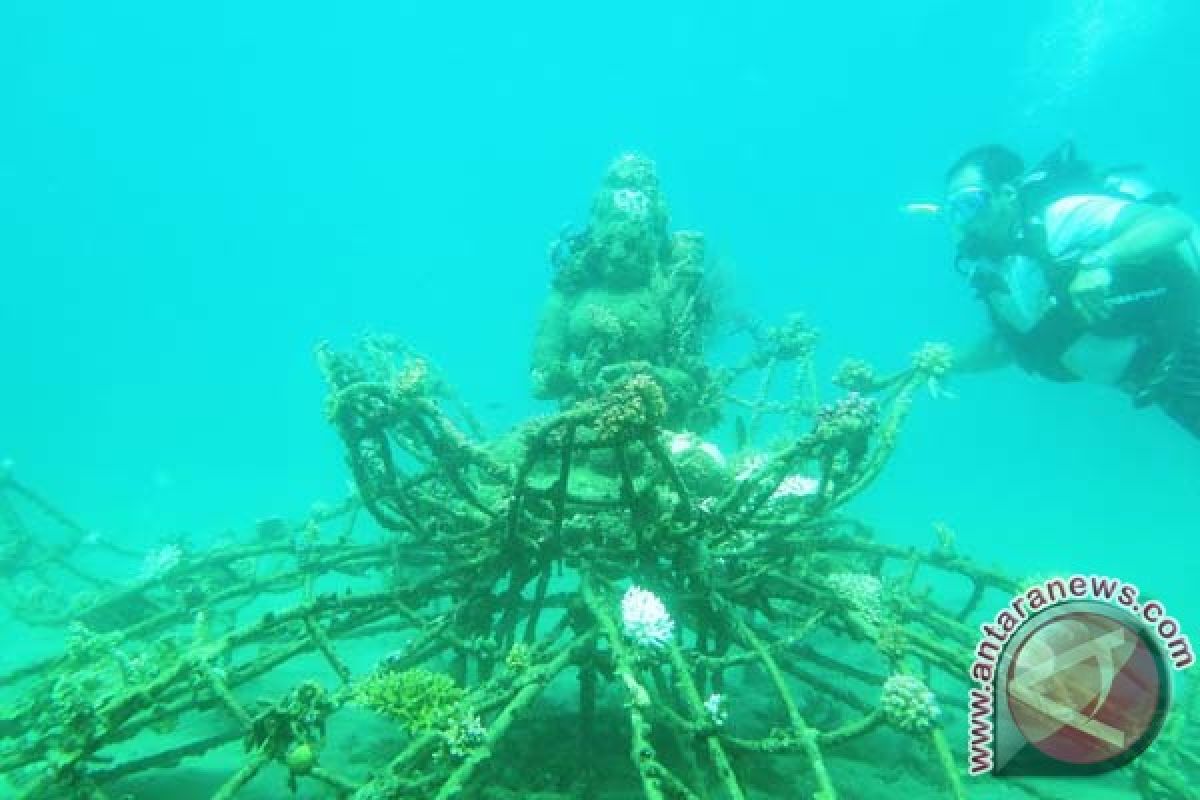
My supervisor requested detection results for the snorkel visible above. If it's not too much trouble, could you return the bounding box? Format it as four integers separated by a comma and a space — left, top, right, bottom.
900, 198, 979, 274
903, 179, 1024, 283
902, 186, 994, 225
903, 185, 1000, 263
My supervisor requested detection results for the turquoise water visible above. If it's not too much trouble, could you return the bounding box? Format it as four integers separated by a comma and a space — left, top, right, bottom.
2, 1, 1198, 797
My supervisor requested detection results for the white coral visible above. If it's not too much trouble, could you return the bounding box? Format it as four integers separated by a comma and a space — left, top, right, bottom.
827, 572, 884, 626
666, 431, 727, 466
612, 188, 650, 219
444, 711, 486, 758
621, 586, 675, 649
881, 674, 941, 733
139, 544, 183, 580
703, 692, 728, 727
734, 454, 768, 482
769, 474, 819, 500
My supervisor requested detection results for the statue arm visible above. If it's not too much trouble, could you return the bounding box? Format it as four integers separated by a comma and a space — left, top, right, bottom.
531, 292, 572, 398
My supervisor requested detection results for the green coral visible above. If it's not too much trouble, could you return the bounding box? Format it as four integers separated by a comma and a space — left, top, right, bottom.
352, 667, 466, 734
833, 358, 878, 392
505, 643, 532, 673
759, 313, 819, 363
911, 341, 953, 377
595, 373, 667, 443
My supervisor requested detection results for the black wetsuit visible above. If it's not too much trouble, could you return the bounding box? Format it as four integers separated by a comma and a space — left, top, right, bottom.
1137, 320, 1200, 437
979, 234, 1200, 438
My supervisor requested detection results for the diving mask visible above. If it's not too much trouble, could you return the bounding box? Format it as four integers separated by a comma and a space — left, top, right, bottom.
944, 186, 992, 229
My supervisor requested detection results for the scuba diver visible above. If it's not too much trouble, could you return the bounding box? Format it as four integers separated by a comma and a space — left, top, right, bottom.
943, 143, 1200, 438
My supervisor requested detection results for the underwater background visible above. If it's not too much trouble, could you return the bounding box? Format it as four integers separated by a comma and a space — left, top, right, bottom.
1, 0, 1199, 797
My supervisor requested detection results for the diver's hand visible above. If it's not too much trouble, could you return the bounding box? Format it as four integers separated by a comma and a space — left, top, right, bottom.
1068, 259, 1113, 324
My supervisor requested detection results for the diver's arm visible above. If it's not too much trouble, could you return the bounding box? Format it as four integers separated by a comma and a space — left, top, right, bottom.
1071, 204, 1196, 322
951, 330, 1013, 374
1090, 204, 1195, 268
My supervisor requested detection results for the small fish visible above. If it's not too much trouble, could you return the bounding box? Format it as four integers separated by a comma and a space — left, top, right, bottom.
903, 202, 942, 216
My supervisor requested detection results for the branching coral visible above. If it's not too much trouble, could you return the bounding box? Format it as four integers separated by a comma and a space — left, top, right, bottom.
351, 666, 466, 735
